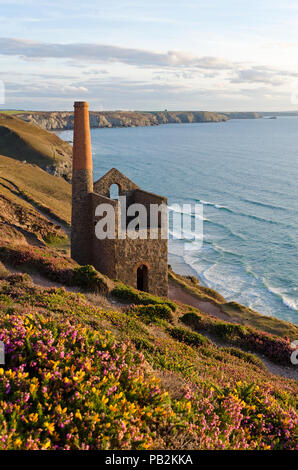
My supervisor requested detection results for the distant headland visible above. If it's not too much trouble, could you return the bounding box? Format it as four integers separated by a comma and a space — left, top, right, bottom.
5, 110, 262, 131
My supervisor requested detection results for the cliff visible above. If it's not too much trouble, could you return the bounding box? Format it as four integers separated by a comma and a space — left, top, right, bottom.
222, 112, 260, 119
16, 110, 231, 131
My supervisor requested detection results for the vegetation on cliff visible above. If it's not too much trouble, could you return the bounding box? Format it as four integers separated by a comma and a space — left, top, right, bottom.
0, 114, 72, 180
0, 273, 297, 450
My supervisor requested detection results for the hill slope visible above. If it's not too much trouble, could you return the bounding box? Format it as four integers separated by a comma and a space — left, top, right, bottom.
0, 153, 71, 246
0, 114, 72, 180
0, 270, 296, 450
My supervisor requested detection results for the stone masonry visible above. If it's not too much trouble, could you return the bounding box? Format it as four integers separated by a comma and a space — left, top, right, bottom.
71, 101, 168, 297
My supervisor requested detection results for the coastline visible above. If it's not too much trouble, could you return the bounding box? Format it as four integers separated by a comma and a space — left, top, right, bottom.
168, 248, 298, 329
168, 252, 200, 278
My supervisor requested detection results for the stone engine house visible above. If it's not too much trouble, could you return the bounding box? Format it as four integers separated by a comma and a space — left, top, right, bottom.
71, 101, 168, 296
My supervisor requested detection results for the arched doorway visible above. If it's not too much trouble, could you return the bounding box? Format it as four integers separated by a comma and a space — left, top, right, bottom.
110, 184, 120, 200
137, 264, 149, 292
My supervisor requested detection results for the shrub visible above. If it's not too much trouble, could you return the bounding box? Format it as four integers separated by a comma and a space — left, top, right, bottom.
0, 244, 109, 294
112, 283, 176, 311
133, 337, 155, 353
43, 233, 68, 246
211, 322, 248, 341
72, 265, 108, 294
0, 313, 174, 450
125, 303, 173, 323
221, 347, 265, 369
168, 327, 210, 348
181, 312, 204, 328
0, 279, 297, 450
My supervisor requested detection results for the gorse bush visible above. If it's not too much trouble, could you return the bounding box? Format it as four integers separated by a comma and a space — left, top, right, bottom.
0, 314, 173, 450
43, 234, 68, 246
214, 323, 248, 341
0, 278, 297, 450
0, 312, 297, 450
112, 283, 176, 311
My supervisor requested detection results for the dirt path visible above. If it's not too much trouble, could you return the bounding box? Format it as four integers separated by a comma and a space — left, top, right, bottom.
0, 176, 70, 237
8, 266, 80, 293
169, 280, 231, 321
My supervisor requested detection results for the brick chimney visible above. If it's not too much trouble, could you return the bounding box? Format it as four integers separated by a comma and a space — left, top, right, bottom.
71, 101, 94, 265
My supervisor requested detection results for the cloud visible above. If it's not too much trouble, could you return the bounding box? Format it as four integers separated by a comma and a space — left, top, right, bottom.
63, 85, 88, 93
0, 37, 233, 70
230, 66, 288, 86
1, 37, 296, 111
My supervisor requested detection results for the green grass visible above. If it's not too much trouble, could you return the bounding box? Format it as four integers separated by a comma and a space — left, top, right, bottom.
222, 301, 298, 340
0, 110, 27, 115
112, 282, 177, 311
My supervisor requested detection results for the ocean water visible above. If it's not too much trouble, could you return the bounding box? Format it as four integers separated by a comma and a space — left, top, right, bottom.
57, 117, 298, 324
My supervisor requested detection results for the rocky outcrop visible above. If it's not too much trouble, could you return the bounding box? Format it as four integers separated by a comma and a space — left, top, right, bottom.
17, 110, 233, 131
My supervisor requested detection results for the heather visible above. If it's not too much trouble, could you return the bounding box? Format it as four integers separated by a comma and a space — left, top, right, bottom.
0, 274, 297, 450
0, 243, 109, 294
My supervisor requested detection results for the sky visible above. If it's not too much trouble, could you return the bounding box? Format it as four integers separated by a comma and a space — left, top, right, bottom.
1, 0, 298, 111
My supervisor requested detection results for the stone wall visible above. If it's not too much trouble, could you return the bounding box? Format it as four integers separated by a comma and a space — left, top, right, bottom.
91, 169, 168, 297
91, 192, 117, 278
114, 234, 168, 297
94, 168, 139, 198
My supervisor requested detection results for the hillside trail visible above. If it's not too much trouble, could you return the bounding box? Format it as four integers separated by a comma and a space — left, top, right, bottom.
169, 280, 232, 322
0, 176, 70, 237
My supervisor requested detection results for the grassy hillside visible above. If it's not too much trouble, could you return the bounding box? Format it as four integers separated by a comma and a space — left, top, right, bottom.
0, 113, 72, 180
0, 154, 71, 224
0, 154, 71, 252
0, 269, 296, 449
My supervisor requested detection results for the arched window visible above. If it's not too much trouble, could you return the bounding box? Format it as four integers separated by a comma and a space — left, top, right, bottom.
110, 184, 119, 200
137, 264, 149, 292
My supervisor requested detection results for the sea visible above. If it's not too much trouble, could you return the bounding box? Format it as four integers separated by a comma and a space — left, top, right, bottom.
56, 116, 298, 325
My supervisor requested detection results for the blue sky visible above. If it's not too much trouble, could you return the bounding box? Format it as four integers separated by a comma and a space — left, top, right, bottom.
0, 0, 298, 110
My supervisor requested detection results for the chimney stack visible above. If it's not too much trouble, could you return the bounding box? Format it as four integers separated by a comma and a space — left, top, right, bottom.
71, 101, 94, 265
